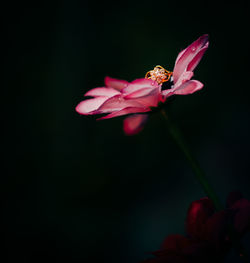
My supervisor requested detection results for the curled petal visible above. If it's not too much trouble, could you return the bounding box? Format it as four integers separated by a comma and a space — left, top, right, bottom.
123, 114, 148, 135
75, 97, 108, 115
97, 95, 145, 113
175, 48, 186, 65
173, 34, 209, 83
104, 76, 129, 91
187, 45, 209, 72
122, 78, 158, 94
85, 87, 120, 97
98, 107, 150, 120
173, 80, 204, 95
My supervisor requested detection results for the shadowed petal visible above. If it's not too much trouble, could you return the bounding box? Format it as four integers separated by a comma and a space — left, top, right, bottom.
204, 211, 229, 249
98, 107, 150, 120
173, 34, 209, 83
123, 114, 148, 135
186, 197, 214, 239
234, 205, 250, 235
231, 198, 250, 235
75, 97, 108, 115
226, 191, 244, 208
85, 87, 120, 97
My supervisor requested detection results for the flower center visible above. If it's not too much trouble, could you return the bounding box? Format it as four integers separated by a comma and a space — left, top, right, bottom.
145, 65, 172, 84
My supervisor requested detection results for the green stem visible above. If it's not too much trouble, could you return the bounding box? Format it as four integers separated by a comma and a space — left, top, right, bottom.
161, 109, 223, 211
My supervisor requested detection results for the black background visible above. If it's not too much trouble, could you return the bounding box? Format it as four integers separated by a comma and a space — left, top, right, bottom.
4, 1, 250, 262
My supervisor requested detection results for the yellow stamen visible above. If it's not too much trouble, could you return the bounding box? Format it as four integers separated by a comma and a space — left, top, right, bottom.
145, 65, 172, 84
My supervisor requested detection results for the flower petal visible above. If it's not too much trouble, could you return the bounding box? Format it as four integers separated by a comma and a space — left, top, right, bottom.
174, 71, 194, 89
97, 95, 145, 113
187, 45, 209, 72
85, 87, 121, 97
186, 197, 214, 239
173, 80, 203, 95
124, 87, 156, 99
98, 107, 150, 120
75, 97, 108, 115
104, 76, 129, 91
204, 211, 229, 249
230, 198, 250, 235
161, 79, 203, 100
122, 78, 158, 94
125, 87, 160, 107
173, 34, 209, 83
234, 205, 250, 235
123, 114, 148, 135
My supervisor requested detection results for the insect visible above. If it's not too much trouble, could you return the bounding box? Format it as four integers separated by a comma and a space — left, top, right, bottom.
145, 65, 172, 84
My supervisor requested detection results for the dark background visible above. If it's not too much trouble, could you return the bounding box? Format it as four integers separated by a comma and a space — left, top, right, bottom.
4, 1, 250, 262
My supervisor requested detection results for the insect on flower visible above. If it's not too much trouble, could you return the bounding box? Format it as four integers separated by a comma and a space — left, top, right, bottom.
76, 34, 209, 135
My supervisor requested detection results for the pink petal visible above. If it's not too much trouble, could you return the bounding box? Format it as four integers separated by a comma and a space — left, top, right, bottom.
173, 80, 203, 95
97, 95, 145, 113
85, 87, 120, 97
162, 79, 203, 100
175, 48, 186, 64
187, 46, 209, 72
123, 114, 148, 135
173, 34, 209, 83
122, 78, 158, 94
104, 76, 129, 91
124, 86, 161, 107
174, 71, 194, 88
75, 97, 108, 115
124, 87, 156, 99
128, 88, 160, 107
98, 107, 150, 120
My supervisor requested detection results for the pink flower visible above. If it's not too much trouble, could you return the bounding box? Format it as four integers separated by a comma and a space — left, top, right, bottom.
75, 35, 209, 135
